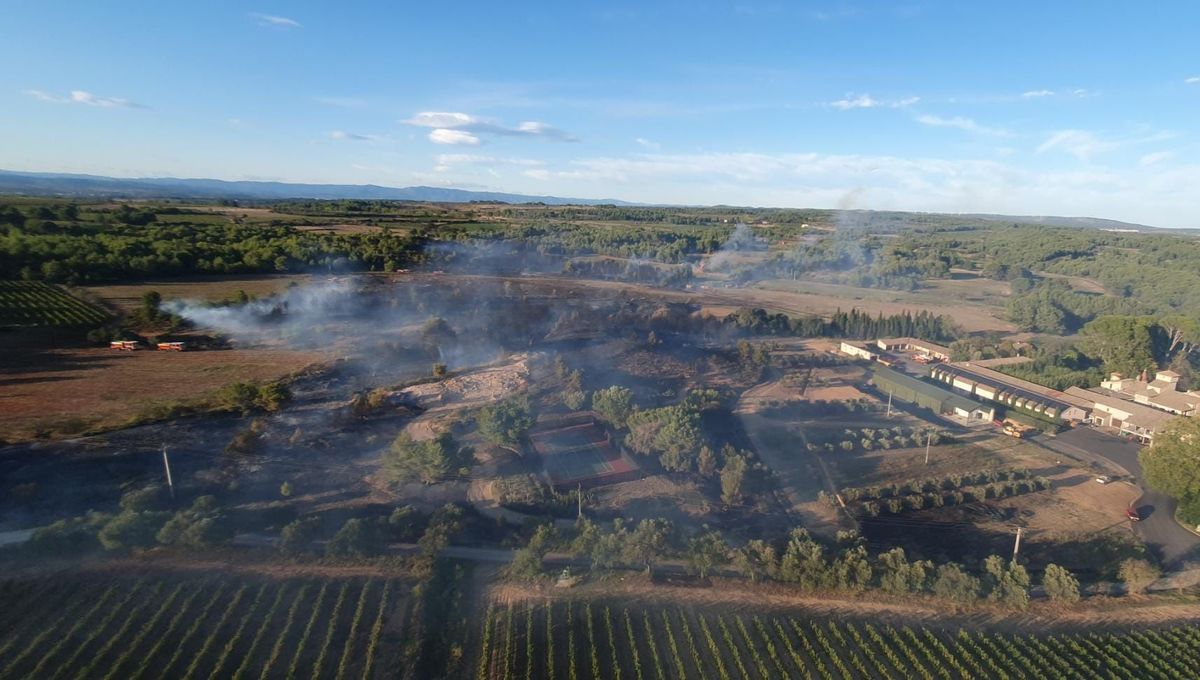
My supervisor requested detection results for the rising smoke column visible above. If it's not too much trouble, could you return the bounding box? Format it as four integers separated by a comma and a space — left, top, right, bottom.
704, 222, 763, 272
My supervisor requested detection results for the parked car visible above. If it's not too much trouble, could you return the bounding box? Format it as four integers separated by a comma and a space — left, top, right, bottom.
1126, 506, 1141, 521
1095, 475, 1112, 484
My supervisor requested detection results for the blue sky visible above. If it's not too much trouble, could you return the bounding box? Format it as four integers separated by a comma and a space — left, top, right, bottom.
2, 2, 1198, 227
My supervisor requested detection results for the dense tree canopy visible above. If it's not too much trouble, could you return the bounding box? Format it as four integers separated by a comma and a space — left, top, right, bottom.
475, 397, 533, 449
1140, 417, 1200, 506
383, 432, 470, 484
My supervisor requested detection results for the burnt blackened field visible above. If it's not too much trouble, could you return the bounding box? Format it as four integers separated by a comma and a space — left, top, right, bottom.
0, 272, 760, 535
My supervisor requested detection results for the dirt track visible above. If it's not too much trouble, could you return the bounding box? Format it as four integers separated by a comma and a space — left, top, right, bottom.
490, 578, 1200, 633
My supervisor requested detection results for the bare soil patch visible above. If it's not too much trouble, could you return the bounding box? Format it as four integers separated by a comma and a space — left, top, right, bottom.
0, 341, 322, 442
591, 475, 715, 524
488, 577, 1200, 633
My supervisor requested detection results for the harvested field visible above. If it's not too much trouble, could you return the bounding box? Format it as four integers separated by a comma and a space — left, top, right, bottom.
752, 278, 1014, 332
0, 340, 322, 442
82, 275, 311, 315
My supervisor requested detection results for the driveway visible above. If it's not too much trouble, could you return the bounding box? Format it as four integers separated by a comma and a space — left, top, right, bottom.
1035, 426, 1200, 568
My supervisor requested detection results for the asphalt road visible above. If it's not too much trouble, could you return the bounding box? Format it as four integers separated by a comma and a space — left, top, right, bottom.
1035, 426, 1200, 569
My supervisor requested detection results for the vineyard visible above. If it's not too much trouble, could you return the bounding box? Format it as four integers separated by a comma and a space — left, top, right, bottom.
0, 280, 108, 327
476, 599, 1200, 680
0, 573, 409, 680
4, 573, 1200, 679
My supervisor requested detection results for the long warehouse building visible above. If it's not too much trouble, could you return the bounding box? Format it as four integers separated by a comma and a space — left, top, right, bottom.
871, 366, 995, 421
930, 362, 1092, 422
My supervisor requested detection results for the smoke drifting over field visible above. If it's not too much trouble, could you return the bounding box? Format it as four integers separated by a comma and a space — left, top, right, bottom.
704, 222, 764, 272
163, 279, 357, 344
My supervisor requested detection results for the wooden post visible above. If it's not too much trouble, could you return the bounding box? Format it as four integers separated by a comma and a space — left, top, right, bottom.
161, 444, 175, 500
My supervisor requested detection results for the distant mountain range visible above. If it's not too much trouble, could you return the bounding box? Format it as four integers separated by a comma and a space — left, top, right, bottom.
0, 169, 633, 206
0, 169, 1172, 232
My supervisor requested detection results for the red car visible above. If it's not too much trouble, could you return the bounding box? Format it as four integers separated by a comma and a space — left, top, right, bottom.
1126, 507, 1141, 522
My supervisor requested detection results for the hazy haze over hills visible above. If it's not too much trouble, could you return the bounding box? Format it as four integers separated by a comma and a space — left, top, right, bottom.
0, 168, 1169, 232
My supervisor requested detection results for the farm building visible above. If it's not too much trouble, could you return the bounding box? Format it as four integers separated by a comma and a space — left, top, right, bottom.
870, 366, 995, 420
1064, 387, 1176, 443
530, 412, 641, 490
1100, 370, 1200, 416
839, 341, 879, 361
930, 363, 1091, 422
875, 337, 952, 361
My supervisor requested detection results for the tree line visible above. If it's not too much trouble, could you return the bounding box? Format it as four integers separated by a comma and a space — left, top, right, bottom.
724, 306, 957, 342
1, 217, 426, 284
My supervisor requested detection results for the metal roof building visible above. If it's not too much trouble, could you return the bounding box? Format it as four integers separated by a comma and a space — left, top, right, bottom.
930, 363, 1092, 422
871, 366, 995, 421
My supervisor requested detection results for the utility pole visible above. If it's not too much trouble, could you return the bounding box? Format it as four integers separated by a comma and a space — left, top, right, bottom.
577, 483, 583, 520
924, 432, 932, 465
886, 391, 893, 418
1011, 526, 1023, 563
161, 444, 175, 500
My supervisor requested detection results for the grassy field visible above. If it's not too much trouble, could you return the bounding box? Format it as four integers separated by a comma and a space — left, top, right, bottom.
0, 574, 408, 680
0, 281, 109, 327
478, 598, 1200, 680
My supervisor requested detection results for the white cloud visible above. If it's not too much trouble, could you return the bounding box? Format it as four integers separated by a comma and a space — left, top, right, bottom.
1186, 77, 1200, 84
403, 111, 576, 143
1037, 128, 1175, 162
407, 112, 478, 128
916, 114, 1009, 136
432, 154, 544, 172
523, 169, 552, 180
329, 130, 375, 141
830, 93, 879, 109
1021, 89, 1055, 98
251, 13, 301, 28
829, 93, 918, 110
429, 129, 481, 145
1036, 130, 1118, 161
635, 137, 661, 150
1139, 151, 1174, 167
25, 89, 144, 108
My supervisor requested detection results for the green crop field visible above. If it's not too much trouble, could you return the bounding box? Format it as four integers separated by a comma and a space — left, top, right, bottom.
0, 281, 109, 327
0, 574, 409, 680
477, 600, 1200, 680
